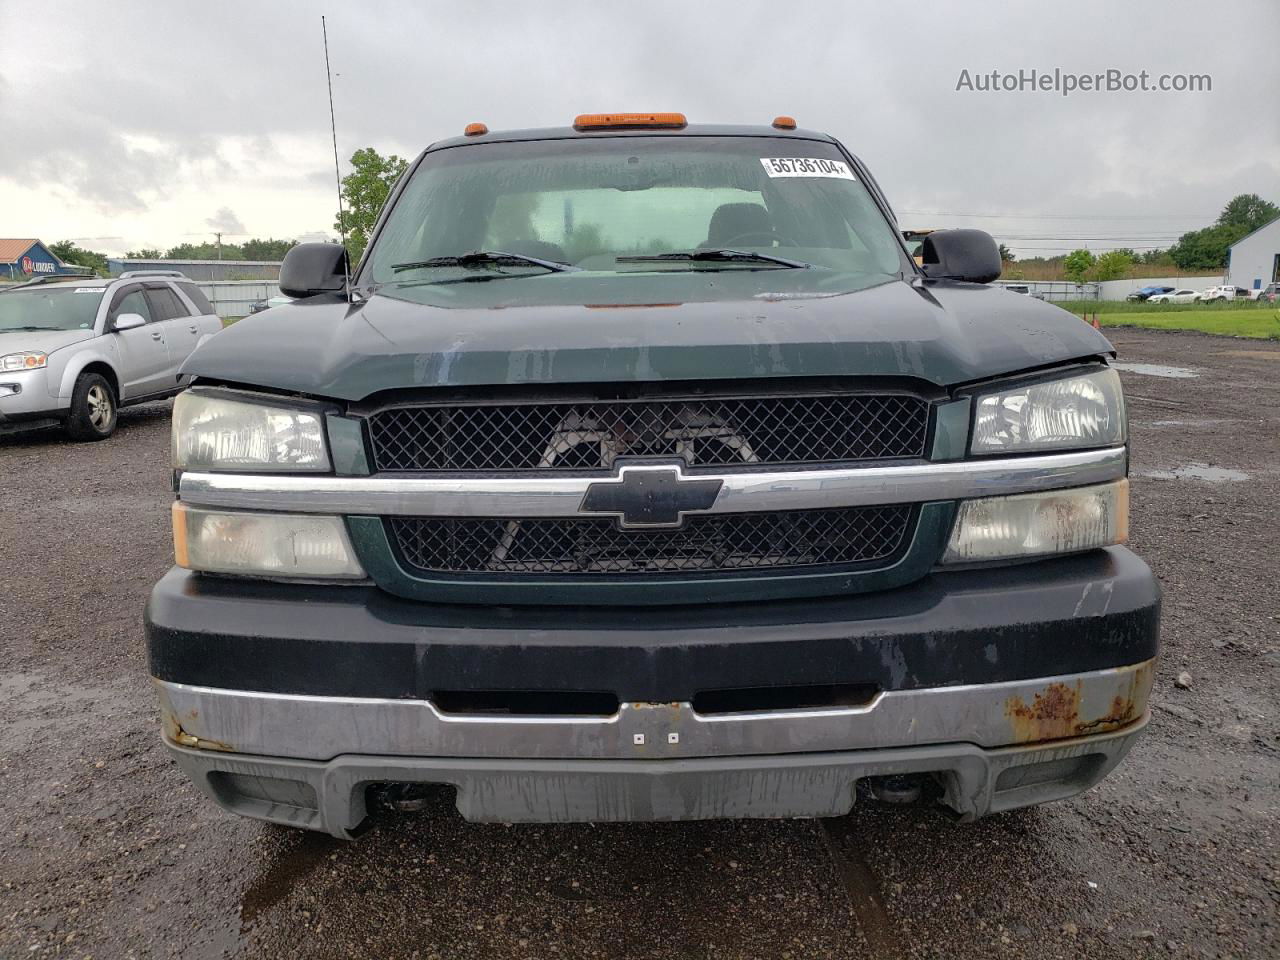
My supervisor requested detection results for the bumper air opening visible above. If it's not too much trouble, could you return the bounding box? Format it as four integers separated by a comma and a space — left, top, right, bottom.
994, 754, 1106, 793
430, 689, 620, 717
692, 682, 880, 715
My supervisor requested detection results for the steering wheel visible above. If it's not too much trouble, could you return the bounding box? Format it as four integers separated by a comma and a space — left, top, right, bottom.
720, 230, 800, 248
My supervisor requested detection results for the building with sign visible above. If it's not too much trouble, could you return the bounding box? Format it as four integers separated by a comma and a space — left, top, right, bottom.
0, 239, 92, 282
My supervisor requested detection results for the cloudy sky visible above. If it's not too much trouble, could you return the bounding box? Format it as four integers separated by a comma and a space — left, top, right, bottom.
1, 0, 1276, 259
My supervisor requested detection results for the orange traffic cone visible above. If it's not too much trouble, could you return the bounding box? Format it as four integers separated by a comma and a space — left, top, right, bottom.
1092, 316, 1101, 330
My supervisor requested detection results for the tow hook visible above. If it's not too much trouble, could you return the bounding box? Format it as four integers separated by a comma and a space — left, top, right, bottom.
868, 775, 924, 805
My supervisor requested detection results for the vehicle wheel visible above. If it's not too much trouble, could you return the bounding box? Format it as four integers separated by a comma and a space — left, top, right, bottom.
65, 373, 117, 441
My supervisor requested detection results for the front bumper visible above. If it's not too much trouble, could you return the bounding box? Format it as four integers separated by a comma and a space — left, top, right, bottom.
163, 716, 1148, 838
0, 368, 65, 430
147, 547, 1160, 835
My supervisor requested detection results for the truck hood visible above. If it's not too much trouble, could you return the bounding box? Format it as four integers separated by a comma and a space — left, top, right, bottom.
183, 274, 1113, 402
0, 327, 96, 355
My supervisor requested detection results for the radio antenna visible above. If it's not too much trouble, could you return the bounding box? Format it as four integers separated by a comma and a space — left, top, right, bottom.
322, 15, 352, 298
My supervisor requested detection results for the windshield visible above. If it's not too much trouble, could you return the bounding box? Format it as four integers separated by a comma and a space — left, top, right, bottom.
363, 136, 907, 304
0, 287, 104, 331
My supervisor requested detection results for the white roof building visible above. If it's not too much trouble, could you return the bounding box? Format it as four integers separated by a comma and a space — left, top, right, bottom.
1227, 216, 1280, 292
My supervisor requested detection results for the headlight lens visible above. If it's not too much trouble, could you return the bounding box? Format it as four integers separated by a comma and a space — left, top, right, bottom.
971, 368, 1125, 454
173, 392, 329, 472
1, 351, 47, 371
173, 503, 365, 578
942, 480, 1128, 563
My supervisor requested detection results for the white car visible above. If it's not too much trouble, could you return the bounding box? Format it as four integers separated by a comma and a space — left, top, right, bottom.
0, 271, 222, 440
1200, 285, 1249, 302
1146, 288, 1201, 304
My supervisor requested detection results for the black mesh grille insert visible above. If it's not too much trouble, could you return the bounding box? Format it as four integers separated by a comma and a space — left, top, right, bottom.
367, 394, 929, 472
387, 506, 914, 577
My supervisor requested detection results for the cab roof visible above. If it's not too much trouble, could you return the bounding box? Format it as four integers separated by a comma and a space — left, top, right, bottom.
427, 123, 839, 152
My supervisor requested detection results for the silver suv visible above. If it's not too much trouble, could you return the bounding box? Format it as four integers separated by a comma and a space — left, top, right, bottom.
0, 271, 223, 440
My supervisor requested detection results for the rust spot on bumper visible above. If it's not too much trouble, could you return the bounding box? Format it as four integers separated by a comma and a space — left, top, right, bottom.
160, 706, 235, 753
1005, 681, 1082, 742
1005, 661, 1153, 744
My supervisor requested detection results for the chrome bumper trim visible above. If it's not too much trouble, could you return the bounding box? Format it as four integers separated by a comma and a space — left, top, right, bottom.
177, 446, 1127, 517
154, 658, 1154, 762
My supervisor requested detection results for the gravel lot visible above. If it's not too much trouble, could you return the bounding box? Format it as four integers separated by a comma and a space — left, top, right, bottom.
1, 327, 1276, 959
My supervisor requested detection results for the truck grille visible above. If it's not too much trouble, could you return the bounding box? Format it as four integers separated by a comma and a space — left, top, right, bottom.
367, 393, 929, 472
387, 505, 914, 576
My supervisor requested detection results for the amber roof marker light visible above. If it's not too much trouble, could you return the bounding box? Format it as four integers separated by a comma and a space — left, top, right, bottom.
464, 122, 489, 137
573, 112, 688, 131
772, 116, 797, 130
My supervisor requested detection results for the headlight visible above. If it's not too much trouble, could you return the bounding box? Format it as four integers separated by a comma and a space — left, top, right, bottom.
970, 368, 1125, 454
173, 391, 330, 472
173, 503, 365, 578
942, 480, 1127, 563
1, 351, 47, 371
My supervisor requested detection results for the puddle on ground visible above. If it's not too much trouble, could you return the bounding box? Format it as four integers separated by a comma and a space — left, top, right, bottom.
1111, 362, 1199, 379
1138, 462, 1250, 482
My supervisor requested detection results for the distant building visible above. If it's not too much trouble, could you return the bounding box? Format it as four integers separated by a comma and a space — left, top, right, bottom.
107, 258, 282, 281
1226, 216, 1280, 292
0, 238, 93, 282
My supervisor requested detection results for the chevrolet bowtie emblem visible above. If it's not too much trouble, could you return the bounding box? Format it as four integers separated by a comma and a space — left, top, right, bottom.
579, 464, 723, 528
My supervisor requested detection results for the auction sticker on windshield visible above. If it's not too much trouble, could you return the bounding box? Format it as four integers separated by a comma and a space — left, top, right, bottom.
760, 157, 856, 179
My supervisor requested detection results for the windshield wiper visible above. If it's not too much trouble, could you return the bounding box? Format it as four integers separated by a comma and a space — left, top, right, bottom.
616, 249, 812, 269
1, 325, 62, 331
390, 251, 579, 275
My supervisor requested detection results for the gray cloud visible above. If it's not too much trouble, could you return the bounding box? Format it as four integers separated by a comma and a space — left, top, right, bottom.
1, 0, 1277, 253
205, 207, 247, 235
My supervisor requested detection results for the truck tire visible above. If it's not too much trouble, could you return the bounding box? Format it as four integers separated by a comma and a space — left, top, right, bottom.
65, 373, 117, 441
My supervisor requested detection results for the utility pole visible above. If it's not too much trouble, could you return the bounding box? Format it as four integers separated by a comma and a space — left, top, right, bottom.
215, 232, 223, 261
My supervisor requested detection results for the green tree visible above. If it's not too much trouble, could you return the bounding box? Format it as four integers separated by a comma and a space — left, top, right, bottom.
1169, 224, 1236, 271
125, 247, 163, 259
334, 147, 410, 264
48, 241, 109, 276
1091, 250, 1134, 281
1216, 193, 1280, 232
1168, 193, 1280, 271
240, 238, 298, 261
1063, 249, 1096, 283
163, 241, 246, 261
997, 243, 1015, 263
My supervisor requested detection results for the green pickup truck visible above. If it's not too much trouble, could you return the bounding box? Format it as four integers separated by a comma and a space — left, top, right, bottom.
146, 114, 1158, 838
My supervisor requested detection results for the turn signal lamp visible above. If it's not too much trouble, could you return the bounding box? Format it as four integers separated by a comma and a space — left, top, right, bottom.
573, 112, 687, 130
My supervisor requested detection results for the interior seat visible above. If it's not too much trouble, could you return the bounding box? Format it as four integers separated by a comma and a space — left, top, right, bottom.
701, 203, 772, 248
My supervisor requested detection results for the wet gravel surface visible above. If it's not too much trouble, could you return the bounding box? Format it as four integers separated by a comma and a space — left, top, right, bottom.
1, 328, 1276, 959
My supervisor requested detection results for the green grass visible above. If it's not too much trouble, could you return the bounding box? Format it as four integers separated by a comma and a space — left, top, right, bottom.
1091, 308, 1280, 339
1057, 298, 1276, 314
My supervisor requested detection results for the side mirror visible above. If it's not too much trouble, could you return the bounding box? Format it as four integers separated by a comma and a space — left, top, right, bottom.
112, 313, 146, 331
279, 243, 350, 299
919, 229, 1002, 284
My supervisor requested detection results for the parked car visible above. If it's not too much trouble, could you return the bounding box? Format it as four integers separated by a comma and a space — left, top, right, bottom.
1147, 288, 1201, 303
1254, 282, 1279, 303
248, 294, 293, 314
1125, 285, 1174, 302
0, 271, 222, 440
1000, 283, 1046, 300
149, 114, 1158, 838
1199, 285, 1249, 302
